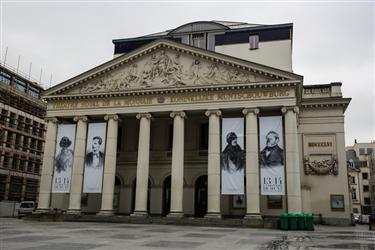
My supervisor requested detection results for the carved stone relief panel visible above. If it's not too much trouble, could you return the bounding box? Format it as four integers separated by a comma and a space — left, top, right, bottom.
74, 48, 272, 94
303, 134, 338, 176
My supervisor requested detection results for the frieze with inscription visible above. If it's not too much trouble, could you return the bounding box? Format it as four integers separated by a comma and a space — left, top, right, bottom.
50, 89, 291, 110
78, 49, 273, 94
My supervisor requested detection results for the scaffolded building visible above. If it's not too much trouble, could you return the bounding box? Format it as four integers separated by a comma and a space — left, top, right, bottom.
0, 64, 46, 203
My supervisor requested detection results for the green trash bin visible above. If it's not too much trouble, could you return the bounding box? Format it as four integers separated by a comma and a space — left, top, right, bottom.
289, 213, 298, 230
297, 213, 306, 230
305, 213, 314, 231
280, 213, 289, 230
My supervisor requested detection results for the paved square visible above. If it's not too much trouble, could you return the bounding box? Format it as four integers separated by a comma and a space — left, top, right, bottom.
1, 218, 374, 250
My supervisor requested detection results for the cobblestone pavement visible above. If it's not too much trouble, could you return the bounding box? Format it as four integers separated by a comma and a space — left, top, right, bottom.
1, 218, 374, 250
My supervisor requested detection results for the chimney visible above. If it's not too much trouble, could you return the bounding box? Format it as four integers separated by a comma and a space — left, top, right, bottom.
355, 139, 357, 144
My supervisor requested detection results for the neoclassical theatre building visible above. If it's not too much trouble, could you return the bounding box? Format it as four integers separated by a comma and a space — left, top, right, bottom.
38, 21, 351, 225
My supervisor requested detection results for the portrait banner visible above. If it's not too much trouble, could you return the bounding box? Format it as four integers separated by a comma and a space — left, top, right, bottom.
83, 122, 107, 193
259, 116, 285, 195
52, 124, 76, 193
221, 117, 245, 195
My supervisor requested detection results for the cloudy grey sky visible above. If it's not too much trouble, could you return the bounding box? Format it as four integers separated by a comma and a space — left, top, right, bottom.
1, 1, 374, 145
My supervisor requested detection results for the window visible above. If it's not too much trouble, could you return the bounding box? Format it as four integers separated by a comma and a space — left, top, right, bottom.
199, 123, 208, 149
8, 176, 23, 201
249, 35, 259, 50
28, 86, 40, 98
350, 176, 356, 184
367, 148, 373, 156
360, 161, 368, 168
267, 195, 283, 209
364, 197, 371, 205
363, 185, 369, 192
362, 173, 368, 180
15, 79, 26, 92
0, 71, 11, 85
359, 148, 366, 155
351, 189, 357, 200
353, 208, 359, 213
191, 33, 206, 49
24, 179, 38, 201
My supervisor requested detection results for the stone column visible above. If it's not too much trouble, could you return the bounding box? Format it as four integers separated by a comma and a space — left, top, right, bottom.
205, 110, 222, 218
98, 114, 119, 215
168, 111, 186, 217
36, 117, 58, 212
132, 113, 152, 216
282, 106, 302, 213
67, 116, 88, 214
242, 108, 262, 223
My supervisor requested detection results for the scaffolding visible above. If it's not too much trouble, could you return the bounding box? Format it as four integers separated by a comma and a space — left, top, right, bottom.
0, 64, 46, 202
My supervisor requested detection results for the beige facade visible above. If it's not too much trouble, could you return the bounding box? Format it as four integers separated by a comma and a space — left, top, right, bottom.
215, 40, 292, 72
38, 39, 351, 225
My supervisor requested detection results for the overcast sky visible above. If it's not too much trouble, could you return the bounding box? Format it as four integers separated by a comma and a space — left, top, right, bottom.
1, 1, 374, 146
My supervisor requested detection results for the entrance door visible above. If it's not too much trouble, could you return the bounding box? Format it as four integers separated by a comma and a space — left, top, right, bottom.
195, 175, 207, 217
162, 176, 171, 216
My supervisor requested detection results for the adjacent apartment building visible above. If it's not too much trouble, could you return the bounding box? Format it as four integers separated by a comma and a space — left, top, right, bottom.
0, 64, 46, 204
346, 141, 375, 214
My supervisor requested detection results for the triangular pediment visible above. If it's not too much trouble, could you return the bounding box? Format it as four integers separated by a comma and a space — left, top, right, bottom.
43, 39, 302, 97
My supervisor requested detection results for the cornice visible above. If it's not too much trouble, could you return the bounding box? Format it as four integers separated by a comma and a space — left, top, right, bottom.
301, 98, 351, 112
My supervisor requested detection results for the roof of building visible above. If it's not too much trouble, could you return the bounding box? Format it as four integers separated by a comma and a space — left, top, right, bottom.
112, 20, 293, 44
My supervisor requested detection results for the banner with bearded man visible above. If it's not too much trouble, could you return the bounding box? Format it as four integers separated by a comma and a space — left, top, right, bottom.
221, 118, 245, 195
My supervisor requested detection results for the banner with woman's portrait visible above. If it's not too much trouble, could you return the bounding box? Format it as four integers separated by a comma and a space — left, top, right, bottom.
83, 122, 107, 193
259, 116, 285, 195
52, 124, 76, 193
221, 118, 245, 195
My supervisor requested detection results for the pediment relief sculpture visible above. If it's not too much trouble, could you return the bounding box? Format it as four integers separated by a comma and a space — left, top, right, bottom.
303, 155, 338, 176
78, 49, 273, 94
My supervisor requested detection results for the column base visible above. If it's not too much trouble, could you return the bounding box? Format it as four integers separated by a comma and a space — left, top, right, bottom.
130, 210, 148, 217
97, 210, 114, 216
204, 212, 222, 219
66, 209, 82, 215
243, 213, 263, 227
167, 211, 184, 218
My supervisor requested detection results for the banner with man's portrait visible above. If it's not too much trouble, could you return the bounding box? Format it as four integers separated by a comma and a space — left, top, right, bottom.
221, 118, 245, 195
259, 116, 285, 195
83, 122, 107, 193
52, 124, 76, 193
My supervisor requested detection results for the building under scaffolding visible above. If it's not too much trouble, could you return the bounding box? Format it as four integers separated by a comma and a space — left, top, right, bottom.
0, 64, 46, 203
